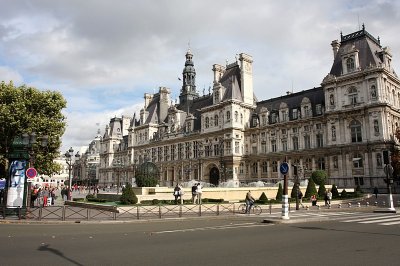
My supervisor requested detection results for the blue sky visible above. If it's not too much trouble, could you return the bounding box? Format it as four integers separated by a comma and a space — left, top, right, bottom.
1, 0, 400, 152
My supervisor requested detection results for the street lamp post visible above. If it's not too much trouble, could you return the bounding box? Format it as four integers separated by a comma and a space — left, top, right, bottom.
65, 147, 80, 200
113, 159, 124, 194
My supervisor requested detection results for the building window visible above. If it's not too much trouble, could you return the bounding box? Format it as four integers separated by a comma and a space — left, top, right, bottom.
348, 87, 358, 105
316, 133, 323, 148
350, 120, 362, 142
292, 109, 298, 120
252, 162, 258, 174
235, 141, 239, 154
235, 111, 238, 122
253, 117, 258, 127
262, 114, 267, 125
316, 104, 322, 115
346, 57, 355, 72
317, 157, 325, 170
214, 90, 219, 102
304, 135, 311, 149
171, 145, 175, 161
292, 137, 299, 151
271, 140, 277, 152
252, 146, 257, 154
226, 111, 231, 122
240, 114, 243, 124
205, 117, 209, 128
178, 143, 183, 159
282, 139, 288, 151
271, 113, 277, 123
239, 163, 244, 174
331, 126, 336, 141
214, 144, 220, 156
353, 154, 363, 168
304, 106, 310, 118
281, 110, 288, 122
214, 115, 219, 126
261, 142, 267, 153
374, 120, 379, 136
272, 161, 278, 172
262, 161, 268, 173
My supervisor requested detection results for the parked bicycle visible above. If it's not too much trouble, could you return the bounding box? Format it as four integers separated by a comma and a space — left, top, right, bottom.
238, 203, 262, 215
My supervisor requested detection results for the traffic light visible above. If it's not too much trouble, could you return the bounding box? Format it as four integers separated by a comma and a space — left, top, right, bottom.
383, 150, 390, 165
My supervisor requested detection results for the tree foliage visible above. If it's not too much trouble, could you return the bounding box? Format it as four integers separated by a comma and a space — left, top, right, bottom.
258, 192, 268, 203
135, 174, 158, 187
317, 182, 326, 198
0, 81, 67, 177
120, 183, 138, 205
311, 170, 328, 186
275, 183, 283, 201
331, 184, 339, 198
305, 178, 317, 198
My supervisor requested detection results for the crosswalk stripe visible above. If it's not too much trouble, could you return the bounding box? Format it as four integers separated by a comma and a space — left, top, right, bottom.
380, 220, 400, 225
359, 217, 400, 224
342, 214, 397, 223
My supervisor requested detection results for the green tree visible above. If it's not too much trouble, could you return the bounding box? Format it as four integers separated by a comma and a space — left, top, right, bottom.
318, 182, 326, 198
275, 183, 283, 201
120, 183, 138, 205
0, 81, 67, 176
290, 183, 298, 198
305, 178, 317, 198
135, 174, 158, 187
258, 192, 268, 203
331, 184, 339, 198
311, 170, 328, 186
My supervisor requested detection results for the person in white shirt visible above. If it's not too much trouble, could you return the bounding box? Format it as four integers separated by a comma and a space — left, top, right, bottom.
196, 183, 202, 204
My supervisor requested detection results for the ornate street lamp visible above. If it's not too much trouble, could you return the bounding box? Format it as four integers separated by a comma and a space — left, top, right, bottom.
65, 147, 80, 200
113, 159, 124, 194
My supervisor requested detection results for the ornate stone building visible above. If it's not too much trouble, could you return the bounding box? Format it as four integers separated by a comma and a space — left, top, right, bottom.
98, 26, 400, 191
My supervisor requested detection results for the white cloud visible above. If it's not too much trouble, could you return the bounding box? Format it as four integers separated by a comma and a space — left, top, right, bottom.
0, 0, 400, 152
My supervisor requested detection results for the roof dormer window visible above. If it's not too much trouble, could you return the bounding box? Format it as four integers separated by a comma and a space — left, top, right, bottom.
346, 57, 355, 72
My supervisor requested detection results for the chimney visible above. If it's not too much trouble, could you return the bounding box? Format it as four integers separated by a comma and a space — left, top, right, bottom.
331, 40, 340, 59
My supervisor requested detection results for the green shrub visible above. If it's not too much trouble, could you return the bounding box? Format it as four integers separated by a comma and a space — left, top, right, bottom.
340, 189, 348, 198
276, 183, 283, 201
331, 184, 339, 198
258, 192, 268, 204
290, 183, 298, 198
87, 197, 107, 203
120, 184, 138, 205
135, 174, 158, 187
311, 170, 328, 186
152, 199, 160, 205
86, 193, 95, 200
318, 183, 326, 198
73, 198, 84, 202
305, 178, 317, 199
355, 185, 363, 193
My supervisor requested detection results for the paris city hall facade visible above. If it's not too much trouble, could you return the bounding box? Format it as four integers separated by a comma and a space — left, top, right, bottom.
98, 26, 400, 192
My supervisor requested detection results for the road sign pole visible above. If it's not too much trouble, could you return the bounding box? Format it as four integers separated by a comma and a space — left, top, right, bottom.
280, 161, 289, 220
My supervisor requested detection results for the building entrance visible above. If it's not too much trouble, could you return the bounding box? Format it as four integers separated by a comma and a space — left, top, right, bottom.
209, 167, 220, 186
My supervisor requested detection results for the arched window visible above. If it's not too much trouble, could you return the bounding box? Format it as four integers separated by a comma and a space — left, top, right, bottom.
350, 120, 362, 142
205, 117, 209, 128
346, 57, 355, 72
226, 111, 231, 121
252, 162, 258, 174
214, 115, 219, 126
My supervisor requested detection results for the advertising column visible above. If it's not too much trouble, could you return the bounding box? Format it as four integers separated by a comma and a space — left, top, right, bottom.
6, 159, 27, 208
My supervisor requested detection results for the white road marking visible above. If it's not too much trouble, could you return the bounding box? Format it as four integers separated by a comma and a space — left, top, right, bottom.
151, 223, 271, 234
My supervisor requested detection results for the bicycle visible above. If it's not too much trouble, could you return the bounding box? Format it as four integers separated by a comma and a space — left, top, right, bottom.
238, 203, 262, 215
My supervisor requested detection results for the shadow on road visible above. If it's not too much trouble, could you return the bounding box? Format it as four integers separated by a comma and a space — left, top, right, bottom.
293, 225, 400, 237
38, 244, 84, 266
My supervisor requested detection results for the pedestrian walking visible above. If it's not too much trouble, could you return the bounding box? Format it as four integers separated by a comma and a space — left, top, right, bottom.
324, 191, 329, 206
42, 186, 50, 207
173, 184, 181, 204
373, 187, 379, 199
191, 183, 197, 204
327, 190, 332, 205
196, 183, 202, 204
298, 190, 304, 208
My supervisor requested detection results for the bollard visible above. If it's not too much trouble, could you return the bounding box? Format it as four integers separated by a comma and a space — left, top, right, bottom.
338, 204, 341, 208
357, 202, 361, 207
382, 201, 385, 206
306, 205, 309, 211
374, 201, 378, 206
317, 205, 320, 210
348, 203, 352, 208
366, 202, 369, 207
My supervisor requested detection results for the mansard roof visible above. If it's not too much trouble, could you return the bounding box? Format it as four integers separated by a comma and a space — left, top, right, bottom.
330, 27, 383, 76
220, 63, 243, 101
255, 87, 324, 117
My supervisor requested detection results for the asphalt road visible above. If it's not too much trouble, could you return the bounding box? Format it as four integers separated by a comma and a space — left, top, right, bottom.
1, 215, 399, 266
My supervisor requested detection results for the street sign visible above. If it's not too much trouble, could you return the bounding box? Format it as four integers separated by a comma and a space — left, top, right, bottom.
26, 167, 37, 180
280, 162, 289, 175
